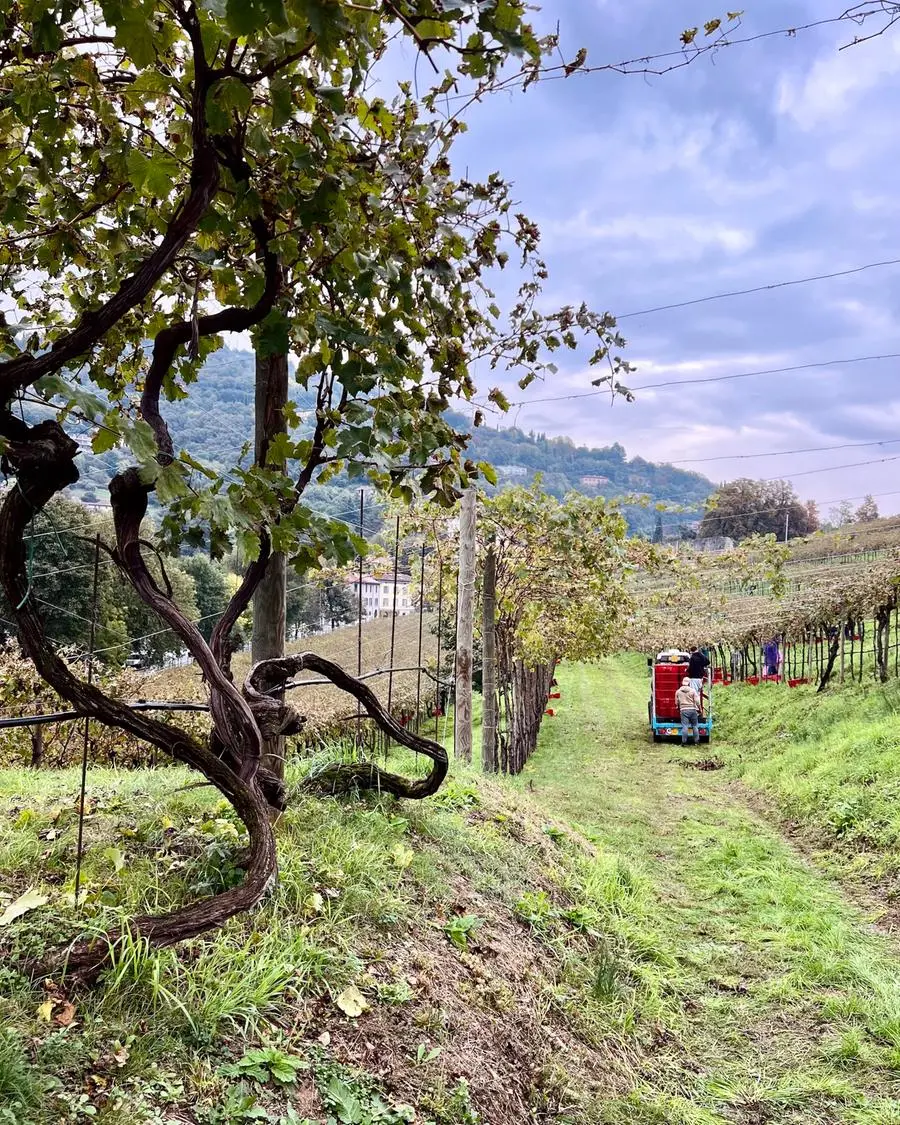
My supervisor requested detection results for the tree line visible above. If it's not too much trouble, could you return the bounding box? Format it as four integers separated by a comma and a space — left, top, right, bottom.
695, 478, 880, 543
0, 496, 356, 668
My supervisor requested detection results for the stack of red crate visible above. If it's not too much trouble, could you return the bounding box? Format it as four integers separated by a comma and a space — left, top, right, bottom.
654, 663, 685, 721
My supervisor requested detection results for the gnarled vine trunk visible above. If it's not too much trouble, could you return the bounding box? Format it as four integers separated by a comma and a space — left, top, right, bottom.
0, 422, 449, 981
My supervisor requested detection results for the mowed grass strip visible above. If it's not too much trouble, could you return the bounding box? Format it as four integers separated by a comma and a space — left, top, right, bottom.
511, 655, 900, 1124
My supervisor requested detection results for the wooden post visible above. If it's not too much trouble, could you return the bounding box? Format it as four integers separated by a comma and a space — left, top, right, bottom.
481, 539, 498, 773
252, 350, 288, 781
839, 625, 845, 684
435, 554, 443, 740
387, 515, 401, 718
356, 488, 364, 748
415, 543, 426, 732
455, 487, 476, 763
74, 534, 101, 908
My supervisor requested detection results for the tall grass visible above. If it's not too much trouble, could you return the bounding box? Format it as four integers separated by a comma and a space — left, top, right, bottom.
717, 678, 900, 869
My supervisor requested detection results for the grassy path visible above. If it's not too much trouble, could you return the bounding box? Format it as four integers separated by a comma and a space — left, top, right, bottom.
514, 656, 900, 1124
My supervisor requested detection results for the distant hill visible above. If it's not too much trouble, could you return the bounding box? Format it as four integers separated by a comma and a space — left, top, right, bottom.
59, 347, 712, 535
453, 411, 712, 535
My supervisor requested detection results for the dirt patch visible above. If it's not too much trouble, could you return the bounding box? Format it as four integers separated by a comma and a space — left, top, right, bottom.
672, 756, 725, 771
284, 837, 633, 1122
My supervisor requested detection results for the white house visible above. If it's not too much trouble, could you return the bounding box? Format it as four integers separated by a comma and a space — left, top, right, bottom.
347, 572, 414, 620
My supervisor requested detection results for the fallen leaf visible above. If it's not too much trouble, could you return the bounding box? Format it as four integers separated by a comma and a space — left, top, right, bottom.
335, 985, 368, 1018
54, 1001, 76, 1027
0, 887, 48, 926
111, 1042, 130, 1067
36, 1000, 54, 1023
304, 892, 324, 914
317, 1031, 331, 1047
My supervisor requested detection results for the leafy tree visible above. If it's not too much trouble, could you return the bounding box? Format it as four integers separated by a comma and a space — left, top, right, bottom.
829, 500, 856, 528
0, 496, 129, 655
116, 556, 199, 667
285, 582, 318, 640
699, 479, 815, 542
181, 555, 230, 643
0, 1, 630, 970
855, 495, 880, 523
322, 579, 357, 631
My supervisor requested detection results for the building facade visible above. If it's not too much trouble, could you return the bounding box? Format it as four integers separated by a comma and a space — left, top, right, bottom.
347, 573, 414, 620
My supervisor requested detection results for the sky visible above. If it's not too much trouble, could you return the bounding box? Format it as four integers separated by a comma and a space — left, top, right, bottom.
386, 1, 900, 518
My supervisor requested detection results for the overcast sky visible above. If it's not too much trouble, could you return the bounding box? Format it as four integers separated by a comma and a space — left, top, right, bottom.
402, 1, 900, 517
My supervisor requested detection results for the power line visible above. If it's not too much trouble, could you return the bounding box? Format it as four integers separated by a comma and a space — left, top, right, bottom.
671, 437, 900, 465
510, 352, 900, 406
657, 486, 900, 528
760, 453, 900, 482
616, 256, 900, 321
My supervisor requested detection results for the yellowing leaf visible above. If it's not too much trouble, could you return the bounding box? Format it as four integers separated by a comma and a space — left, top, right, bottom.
304, 892, 325, 914
335, 985, 368, 1018
391, 844, 414, 870
36, 999, 54, 1023
104, 847, 126, 873
0, 887, 48, 926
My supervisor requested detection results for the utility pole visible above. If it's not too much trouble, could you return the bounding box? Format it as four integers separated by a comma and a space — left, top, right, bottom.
455, 487, 476, 763
481, 537, 497, 773
784, 510, 790, 543
252, 349, 288, 781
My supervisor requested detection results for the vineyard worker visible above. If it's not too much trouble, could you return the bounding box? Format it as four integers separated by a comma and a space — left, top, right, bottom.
675, 677, 701, 746
688, 645, 709, 700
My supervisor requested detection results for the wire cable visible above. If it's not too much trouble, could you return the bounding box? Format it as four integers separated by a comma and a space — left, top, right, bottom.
616, 256, 900, 320
510, 352, 900, 406
669, 437, 900, 464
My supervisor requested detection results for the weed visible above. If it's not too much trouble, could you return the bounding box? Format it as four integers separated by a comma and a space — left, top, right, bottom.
410, 1042, 442, 1066
314, 1059, 413, 1124
219, 1047, 309, 1086
590, 945, 622, 1003
374, 979, 414, 1005
513, 888, 556, 929
0, 1029, 49, 1120
443, 913, 483, 951
421, 1077, 480, 1124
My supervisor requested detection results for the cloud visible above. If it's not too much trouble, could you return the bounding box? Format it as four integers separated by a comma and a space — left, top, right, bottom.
543, 212, 756, 259
776, 30, 900, 131
438, 0, 900, 511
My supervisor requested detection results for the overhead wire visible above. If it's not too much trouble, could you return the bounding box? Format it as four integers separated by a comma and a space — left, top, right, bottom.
653, 486, 900, 529
615, 256, 900, 320
510, 352, 900, 406
669, 437, 900, 464
439, 9, 891, 103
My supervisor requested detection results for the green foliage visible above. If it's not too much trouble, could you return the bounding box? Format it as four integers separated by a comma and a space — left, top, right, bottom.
482, 482, 633, 666
443, 913, 483, 951
699, 478, 818, 542
2, 1, 626, 588
181, 554, 231, 643
219, 1047, 308, 1086
316, 1062, 414, 1124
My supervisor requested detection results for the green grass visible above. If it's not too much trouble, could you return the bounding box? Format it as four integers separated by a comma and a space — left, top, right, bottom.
509, 655, 900, 1123
0, 747, 644, 1122
4, 660, 900, 1122
715, 675, 900, 881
